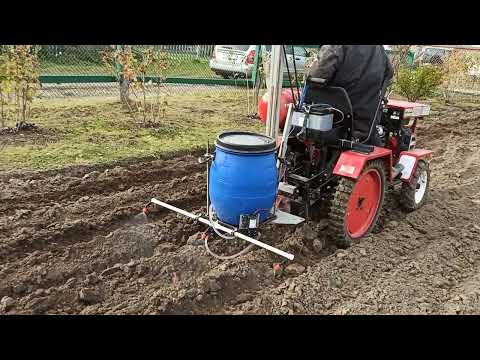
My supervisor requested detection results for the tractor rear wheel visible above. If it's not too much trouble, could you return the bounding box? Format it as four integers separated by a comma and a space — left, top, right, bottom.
400, 160, 430, 212
329, 159, 386, 249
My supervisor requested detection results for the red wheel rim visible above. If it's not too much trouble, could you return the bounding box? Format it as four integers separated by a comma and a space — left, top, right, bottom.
345, 169, 382, 239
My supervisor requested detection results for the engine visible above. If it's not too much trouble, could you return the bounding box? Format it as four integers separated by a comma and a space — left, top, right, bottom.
380, 99, 430, 158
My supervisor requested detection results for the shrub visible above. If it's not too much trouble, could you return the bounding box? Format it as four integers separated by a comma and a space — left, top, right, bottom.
439, 50, 472, 103
0, 45, 40, 129
394, 64, 443, 102
102, 46, 170, 125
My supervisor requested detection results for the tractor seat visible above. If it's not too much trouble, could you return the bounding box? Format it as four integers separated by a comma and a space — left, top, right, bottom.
304, 84, 387, 144
303, 85, 354, 136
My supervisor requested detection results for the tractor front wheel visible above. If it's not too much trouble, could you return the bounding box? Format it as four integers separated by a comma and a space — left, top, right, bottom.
400, 160, 430, 212
329, 159, 386, 249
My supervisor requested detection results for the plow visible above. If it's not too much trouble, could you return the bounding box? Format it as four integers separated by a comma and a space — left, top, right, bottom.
145, 46, 433, 261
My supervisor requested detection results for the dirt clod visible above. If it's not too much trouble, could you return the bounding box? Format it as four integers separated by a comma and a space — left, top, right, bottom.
30, 297, 54, 314
187, 232, 203, 246
13, 284, 26, 295
312, 239, 324, 253
65, 278, 76, 287
136, 264, 149, 276
85, 273, 99, 285
79, 288, 102, 305
303, 225, 317, 241
46, 269, 64, 282
100, 265, 122, 278
1, 296, 15, 312
285, 263, 306, 276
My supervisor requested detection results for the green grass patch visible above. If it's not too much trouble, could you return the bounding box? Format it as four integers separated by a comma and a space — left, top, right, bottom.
0, 93, 263, 171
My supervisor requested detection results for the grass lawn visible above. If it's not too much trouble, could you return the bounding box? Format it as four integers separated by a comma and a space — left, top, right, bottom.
0, 92, 263, 171
40, 55, 217, 79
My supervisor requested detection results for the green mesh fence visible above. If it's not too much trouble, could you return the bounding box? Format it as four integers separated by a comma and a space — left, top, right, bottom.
38, 45, 218, 78
32, 45, 318, 99
131, 45, 216, 78
35, 45, 253, 98
38, 45, 112, 75
5, 45, 478, 103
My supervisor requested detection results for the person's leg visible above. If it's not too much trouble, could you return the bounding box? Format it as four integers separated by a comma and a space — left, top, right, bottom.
352, 118, 370, 142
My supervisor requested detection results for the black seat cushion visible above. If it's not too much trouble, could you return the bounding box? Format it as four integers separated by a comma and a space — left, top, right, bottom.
303, 85, 354, 139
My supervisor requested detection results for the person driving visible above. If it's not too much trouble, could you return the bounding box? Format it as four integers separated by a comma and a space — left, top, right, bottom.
307, 45, 394, 141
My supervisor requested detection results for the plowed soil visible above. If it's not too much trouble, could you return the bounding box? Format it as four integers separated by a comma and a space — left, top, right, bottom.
1, 103, 480, 315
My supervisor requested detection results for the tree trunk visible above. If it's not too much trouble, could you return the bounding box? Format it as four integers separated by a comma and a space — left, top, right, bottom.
117, 45, 131, 105
0, 90, 5, 128
120, 75, 130, 104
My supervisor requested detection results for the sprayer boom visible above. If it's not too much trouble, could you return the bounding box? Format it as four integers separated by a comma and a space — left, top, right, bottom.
150, 198, 294, 260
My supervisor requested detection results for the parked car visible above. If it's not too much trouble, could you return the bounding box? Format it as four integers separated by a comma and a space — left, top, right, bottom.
209, 45, 310, 79
417, 46, 453, 65
261, 45, 310, 80
469, 64, 480, 79
209, 45, 255, 79
416, 46, 480, 80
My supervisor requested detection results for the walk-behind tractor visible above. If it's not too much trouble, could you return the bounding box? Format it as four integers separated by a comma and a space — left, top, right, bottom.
146, 47, 433, 261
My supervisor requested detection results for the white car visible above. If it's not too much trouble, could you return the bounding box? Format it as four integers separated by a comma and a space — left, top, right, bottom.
209, 45, 311, 79
418, 46, 453, 65
469, 64, 480, 78
418, 46, 480, 79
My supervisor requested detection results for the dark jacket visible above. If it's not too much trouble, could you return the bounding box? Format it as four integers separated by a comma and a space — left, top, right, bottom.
308, 45, 394, 140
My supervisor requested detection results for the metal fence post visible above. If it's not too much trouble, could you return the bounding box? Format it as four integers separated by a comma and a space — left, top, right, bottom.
266, 45, 284, 139
407, 50, 415, 66
252, 45, 262, 85
251, 45, 263, 107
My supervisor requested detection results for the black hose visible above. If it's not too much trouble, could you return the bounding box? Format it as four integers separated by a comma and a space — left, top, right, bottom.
360, 74, 391, 144
204, 234, 255, 260
282, 45, 297, 106
291, 45, 301, 102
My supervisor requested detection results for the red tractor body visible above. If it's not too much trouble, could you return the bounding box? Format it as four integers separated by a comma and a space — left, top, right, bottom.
276, 87, 434, 248
333, 99, 433, 183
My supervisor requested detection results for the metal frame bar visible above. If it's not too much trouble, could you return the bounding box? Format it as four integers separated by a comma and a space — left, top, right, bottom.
251, 45, 262, 85
265, 45, 285, 139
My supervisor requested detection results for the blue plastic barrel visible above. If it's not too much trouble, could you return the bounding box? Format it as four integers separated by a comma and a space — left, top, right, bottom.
209, 131, 278, 226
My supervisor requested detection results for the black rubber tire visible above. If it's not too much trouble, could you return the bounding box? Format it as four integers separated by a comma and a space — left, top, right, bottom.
329, 159, 387, 249
400, 160, 430, 212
